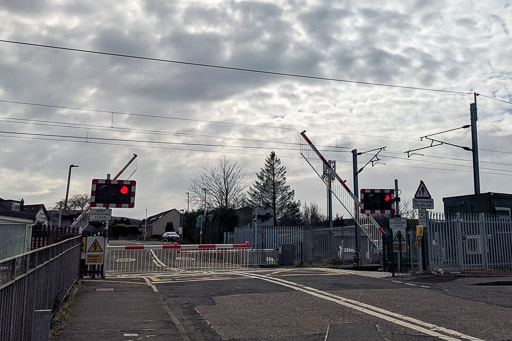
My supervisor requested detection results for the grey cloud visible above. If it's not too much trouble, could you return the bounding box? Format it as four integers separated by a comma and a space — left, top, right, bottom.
298, 5, 354, 48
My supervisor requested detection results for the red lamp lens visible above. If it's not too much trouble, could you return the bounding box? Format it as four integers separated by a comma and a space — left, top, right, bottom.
120, 186, 129, 195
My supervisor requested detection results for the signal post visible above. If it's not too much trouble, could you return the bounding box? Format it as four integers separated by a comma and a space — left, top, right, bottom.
413, 180, 433, 272
84, 178, 137, 278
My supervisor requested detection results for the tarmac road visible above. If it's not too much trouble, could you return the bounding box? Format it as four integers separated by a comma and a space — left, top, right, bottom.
52, 267, 512, 340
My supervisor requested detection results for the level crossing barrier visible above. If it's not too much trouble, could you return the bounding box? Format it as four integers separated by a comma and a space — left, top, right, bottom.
299, 131, 385, 252
106, 243, 278, 274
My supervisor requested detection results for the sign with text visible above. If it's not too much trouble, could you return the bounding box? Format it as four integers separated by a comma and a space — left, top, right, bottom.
89, 208, 112, 221
389, 217, 407, 230
413, 198, 434, 209
85, 236, 105, 265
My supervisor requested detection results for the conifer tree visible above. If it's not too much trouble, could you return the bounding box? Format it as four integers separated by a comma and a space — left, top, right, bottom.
247, 151, 299, 225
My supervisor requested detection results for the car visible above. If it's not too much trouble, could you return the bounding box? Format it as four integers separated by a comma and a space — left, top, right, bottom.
162, 231, 180, 242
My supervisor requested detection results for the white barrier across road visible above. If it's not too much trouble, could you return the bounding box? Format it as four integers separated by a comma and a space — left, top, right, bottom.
106, 243, 278, 273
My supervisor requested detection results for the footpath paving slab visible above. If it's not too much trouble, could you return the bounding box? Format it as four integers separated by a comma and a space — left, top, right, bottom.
50, 278, 182, 341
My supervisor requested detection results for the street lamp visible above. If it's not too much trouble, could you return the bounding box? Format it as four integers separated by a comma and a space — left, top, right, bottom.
59, 164, 78, 229
64, 164, 79, 210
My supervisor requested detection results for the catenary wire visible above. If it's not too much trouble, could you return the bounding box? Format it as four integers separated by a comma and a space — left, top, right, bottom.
3, 115, 512, 165
0, 98, 420, 141
3, 132, 511, 178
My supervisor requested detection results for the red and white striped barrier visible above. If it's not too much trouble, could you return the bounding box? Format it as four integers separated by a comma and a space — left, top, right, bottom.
107, 242, 251, 250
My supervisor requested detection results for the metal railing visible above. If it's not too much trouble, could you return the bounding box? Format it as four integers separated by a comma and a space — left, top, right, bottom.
106, 247, 278, 274
0, 236, 81, 341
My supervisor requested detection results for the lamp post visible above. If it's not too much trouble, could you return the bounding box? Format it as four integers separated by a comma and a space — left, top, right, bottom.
59, 164, 78, 229
64, 164, 79, 210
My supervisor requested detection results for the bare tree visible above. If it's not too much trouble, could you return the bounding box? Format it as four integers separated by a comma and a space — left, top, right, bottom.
189, 157, 247, 210
52, 194, 90, 210
399, 199, 417, 219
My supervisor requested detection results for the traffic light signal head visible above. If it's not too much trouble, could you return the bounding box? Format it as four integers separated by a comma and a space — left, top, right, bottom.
360, 189, 395, 215
90, 179, 136, 208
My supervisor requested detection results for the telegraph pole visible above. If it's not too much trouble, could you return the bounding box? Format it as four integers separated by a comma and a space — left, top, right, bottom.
471, 92, 481, 194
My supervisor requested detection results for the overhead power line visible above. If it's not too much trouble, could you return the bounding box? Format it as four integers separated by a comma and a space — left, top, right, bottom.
479, 94, 512, 105
3, 130, 511, 177
0, 39, 472, 95
0, 98, 420, 141
0, 129, 350, 154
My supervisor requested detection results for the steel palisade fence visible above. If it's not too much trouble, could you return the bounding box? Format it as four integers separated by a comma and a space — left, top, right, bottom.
230, 225, 381, 265
427, 212, 512, 272
0, 236, 82, 341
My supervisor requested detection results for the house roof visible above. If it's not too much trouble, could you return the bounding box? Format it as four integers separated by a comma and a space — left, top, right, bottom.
146, 209, 180, 226
0, 208, 35, 221
22, 204, 49, 219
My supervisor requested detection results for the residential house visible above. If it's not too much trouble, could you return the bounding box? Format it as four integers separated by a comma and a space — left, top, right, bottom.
0, 199, 35, 260
142, 209, 181, 238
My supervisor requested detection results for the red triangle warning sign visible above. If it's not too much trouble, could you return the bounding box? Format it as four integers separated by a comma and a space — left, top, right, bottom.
414, 180, 432, 199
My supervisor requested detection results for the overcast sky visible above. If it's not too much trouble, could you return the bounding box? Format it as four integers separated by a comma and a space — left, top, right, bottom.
1, 0, 511, 221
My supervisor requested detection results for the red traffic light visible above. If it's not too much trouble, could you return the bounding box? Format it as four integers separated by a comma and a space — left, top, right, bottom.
384, 194, 391, 202
120, 186, 129, 195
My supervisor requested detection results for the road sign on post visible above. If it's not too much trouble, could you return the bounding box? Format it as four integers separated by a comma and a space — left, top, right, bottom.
413, 181, 434, 209
85, 236, 105, 265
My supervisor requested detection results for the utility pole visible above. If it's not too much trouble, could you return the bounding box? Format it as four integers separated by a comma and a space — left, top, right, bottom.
325, 160, 336, 229
186, 192, 190, 212
351, 149, 360, 266
471, 92, 481, 194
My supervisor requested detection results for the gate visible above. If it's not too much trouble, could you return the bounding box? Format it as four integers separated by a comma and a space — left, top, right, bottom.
106, 243, 278, 274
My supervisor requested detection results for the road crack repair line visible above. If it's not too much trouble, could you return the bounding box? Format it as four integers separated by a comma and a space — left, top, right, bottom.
237, 273, 483, 341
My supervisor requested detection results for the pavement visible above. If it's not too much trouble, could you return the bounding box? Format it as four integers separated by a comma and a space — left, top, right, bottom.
50, 277, 186, 341
49, 268, 512, 341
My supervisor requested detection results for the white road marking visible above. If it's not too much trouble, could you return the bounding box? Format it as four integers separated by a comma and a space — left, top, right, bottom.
238, 272, 483, 341
143, 277, 158, 293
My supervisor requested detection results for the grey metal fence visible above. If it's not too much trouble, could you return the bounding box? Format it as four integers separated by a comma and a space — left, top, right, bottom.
427, 212, 512, 271
231, 225, 381, 264
233, 225, 319, 262
0, 236, 81, 341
